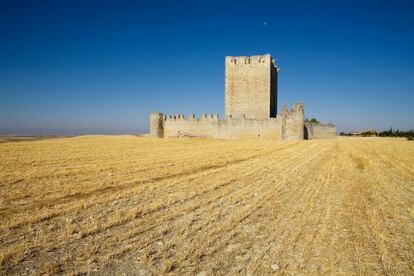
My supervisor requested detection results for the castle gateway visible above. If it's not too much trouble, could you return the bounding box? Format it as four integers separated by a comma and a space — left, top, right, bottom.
150, 54, 336, 140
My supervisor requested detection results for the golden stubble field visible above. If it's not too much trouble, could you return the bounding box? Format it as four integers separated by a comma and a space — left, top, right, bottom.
0, 136, 413, 275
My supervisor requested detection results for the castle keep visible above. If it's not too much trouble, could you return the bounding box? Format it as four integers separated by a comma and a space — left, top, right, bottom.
150, 54, 336, 140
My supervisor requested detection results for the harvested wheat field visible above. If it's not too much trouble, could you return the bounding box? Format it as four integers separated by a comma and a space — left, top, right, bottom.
0, 136, 413, 275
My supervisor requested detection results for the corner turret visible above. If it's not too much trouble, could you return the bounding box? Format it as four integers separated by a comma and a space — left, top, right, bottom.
282, 102, 304, 140
150, 112, 164, 138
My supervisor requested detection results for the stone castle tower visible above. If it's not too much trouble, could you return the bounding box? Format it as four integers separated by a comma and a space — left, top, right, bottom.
149, 54, 336, 140
225, 54, 277, 120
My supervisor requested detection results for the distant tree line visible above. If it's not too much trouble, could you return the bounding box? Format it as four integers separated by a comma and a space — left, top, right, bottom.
305, 118, 320, 123
340, 128, 414, 140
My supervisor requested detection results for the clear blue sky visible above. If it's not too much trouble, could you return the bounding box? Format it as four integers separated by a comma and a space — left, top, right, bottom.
1, 0, 413, 134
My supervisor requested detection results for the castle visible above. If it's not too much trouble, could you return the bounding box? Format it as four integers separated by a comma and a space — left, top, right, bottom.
150, 54, 336, 140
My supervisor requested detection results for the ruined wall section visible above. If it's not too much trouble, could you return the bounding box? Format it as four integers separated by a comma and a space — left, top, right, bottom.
159, 113, 283, 139
225, 54, 277, 120
282, 103, 305, 140
305, 123, 336, 139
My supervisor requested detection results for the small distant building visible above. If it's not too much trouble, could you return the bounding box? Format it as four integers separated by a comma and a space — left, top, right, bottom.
350, 128, 379, 136
150, 54, 336, 140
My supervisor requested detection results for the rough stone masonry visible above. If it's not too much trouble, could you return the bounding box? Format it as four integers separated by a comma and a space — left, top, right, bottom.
149, 54, 336, 140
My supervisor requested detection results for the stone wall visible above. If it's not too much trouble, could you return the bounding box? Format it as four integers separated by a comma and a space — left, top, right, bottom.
150, 103, 304, 140
162, 114, 283, 139
225, 54, 277, 120
304, 123, 337, 139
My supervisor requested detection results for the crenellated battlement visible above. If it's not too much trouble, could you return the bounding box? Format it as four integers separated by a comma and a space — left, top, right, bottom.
160, 102, 304, 124
164, 113, 221, 122
225, 54, 274, 66
281, 102, 304, 116
292, 102, 304, 113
